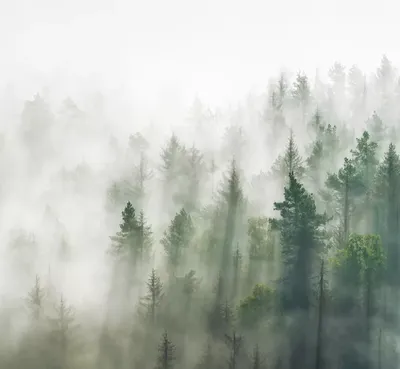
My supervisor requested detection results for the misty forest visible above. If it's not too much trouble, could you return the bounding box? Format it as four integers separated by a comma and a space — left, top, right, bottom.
2, 57, 400, 369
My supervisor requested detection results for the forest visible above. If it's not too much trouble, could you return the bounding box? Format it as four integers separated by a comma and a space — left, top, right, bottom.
0, 56, 399, 369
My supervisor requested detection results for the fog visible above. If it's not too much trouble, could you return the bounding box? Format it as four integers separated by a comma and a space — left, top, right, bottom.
0, 0, 400, 369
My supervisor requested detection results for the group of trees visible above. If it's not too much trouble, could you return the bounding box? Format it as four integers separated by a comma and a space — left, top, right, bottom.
1, 56, 400, 369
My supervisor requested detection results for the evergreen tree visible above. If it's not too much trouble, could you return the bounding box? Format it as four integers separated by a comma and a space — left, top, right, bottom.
272, 131, 305, 183
161, 208, 194, 275
160, 134, 185, 184
366, 111, 387, 144
250, 345, 265, 369
47, 295, 78, 369
292, 72, 311, 126
132, 151, 153, 208
373, 143, 400, 324
110, 201, 139, 261
323, 157, 364, 243
224, 331, 243, 369
218, 160, 243, 298
136, 210, 153, 263
155, 331, 176, 369
141, 268, 164, 324
271, 172, 328, 369
26, 275, 45, 322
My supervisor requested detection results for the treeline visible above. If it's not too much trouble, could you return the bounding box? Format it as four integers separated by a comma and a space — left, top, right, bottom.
0, 56, 400, 369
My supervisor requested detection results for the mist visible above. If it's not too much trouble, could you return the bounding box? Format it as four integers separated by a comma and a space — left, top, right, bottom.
1, 0, 400, 369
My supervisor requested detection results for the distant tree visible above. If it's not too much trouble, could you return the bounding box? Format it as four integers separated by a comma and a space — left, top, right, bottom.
161, 208, 194, 275
109, 201, 138, 262
366, 111, 387, 144
322, 157, 364, 243
155, 331, 176, 369
26, 275, 45, 322
141, 268, 164, 324
224, 331, 243, 369
272, 131, 305, 183
292, 72, 311, 126
47, 296, 78, 369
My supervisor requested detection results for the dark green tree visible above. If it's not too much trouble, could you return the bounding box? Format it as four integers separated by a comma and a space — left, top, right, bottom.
161, 208, 194, 275
271, 172, 328, 369
109, 201, 138, 261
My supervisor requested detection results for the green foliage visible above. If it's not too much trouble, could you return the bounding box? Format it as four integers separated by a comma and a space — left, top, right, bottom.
237, 284, 274, 327
351, 130, 379, 186
109, 202, 153, 266
332, 233, 385, 278
161, 208, 194, 271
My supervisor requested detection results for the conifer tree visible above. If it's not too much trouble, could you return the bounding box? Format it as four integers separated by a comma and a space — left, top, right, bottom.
110, 201, 139, 262
366, 111, 387, 144
155, 331, 176, 369
141, 268, 164, 324
160, 134, 185, 184
231, 245, 242, 302
323, 157, 364, 243
271, 172, 328, 369
161, 208, 194, 275
224, 331, 243, 369
292, 72, 311, 126
26, 275, 45, 322
131, 151, 153, 208
272, 131, 305, 183
48, 295, 77, 369
250, 345, 265, 369
136, 210, 153, 263
218, 160, 243, 298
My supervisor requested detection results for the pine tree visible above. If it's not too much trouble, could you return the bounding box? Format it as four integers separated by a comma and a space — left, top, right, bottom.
161, 208, 194, 274
250, 345, 265, 369
160, 134, 185, 184
351, 131, 379, 188
136, 210, 153, 263
323, 157, 364, 243
272, 131, 305, 183
366, 112, 387, 144
271, 172, 328, 369
155, 331, 176, 369
373, 143, 400, 324
26, 275, 45, 322
224, 331, 243, 369
306, 139, 324, 187
231, 245, 242, 302
292, 72, 311, 126
109, 201, 138, 261
218, 160, 243, 297
48, 295, 77, 369
178, 145, 205, 211
132, 151, 153, 208
141, 268, 164, 324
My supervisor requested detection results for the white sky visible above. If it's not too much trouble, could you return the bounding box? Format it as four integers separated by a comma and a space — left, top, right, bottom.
0, 0, 399, 108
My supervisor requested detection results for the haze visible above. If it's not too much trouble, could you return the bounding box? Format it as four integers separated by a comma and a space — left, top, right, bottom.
1, 0, 398, 108
0, 0, 400, 369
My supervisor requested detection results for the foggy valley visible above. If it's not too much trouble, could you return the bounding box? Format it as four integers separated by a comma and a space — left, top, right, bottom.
1, 1, 400, 369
